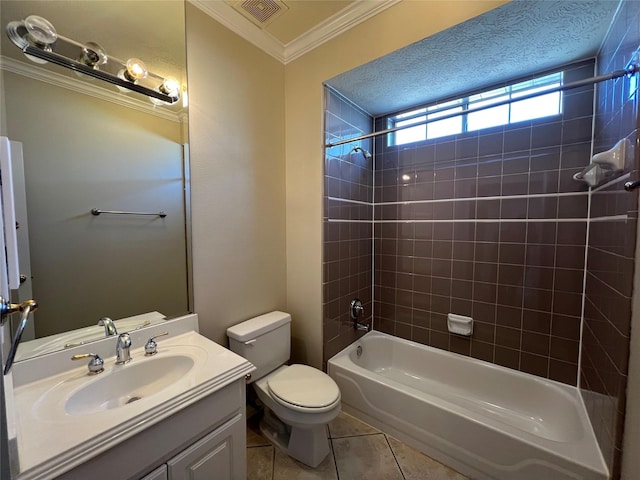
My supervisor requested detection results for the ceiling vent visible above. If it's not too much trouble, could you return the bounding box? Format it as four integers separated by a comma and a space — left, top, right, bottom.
227, 0, 289, 28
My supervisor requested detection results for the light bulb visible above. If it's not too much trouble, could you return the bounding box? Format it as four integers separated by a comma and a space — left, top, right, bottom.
150, 78, 181, 105
159, 78, 180, 97
78, 42, 107, 67
124, 58, 147, 81
22, 15, 57, 64
24, 15, 57, 46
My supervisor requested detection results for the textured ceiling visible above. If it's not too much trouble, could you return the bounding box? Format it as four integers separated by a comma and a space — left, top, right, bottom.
326, 0, 621, 117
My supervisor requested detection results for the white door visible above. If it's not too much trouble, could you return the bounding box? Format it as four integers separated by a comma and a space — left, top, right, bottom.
0, 137, 20, 298
8, 141, 34, 340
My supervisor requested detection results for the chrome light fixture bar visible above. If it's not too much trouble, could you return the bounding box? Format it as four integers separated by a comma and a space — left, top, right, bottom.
5, 16, 180, 105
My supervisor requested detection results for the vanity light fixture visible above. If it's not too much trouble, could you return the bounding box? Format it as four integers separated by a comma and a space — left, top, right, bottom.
5, 15, 181, 105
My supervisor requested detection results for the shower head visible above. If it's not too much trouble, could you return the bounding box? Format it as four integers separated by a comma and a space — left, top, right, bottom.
350, 145, 372, 160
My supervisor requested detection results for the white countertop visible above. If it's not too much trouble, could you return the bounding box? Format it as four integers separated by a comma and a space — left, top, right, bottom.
10, 316, 253, 480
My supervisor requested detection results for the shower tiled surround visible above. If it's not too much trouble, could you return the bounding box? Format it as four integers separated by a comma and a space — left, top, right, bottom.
581, 1, 640, 476
323, 3, 640, 479
371, 60, 595, 385
323, 88, 374, 363
324, 62, 598, 374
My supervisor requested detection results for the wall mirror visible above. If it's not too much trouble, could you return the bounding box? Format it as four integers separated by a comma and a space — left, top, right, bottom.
0, 0, 191, 362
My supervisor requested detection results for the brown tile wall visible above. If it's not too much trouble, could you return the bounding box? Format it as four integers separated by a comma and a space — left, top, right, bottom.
582, 1, 640, 476
322, 6, 640, 477
323, 87, 373, 365
372, 61, 595, 385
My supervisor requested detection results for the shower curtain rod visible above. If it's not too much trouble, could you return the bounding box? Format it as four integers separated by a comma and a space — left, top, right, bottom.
325, 64, 640, 149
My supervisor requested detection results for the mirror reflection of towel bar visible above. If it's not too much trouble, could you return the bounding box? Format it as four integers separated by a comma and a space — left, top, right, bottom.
90, 208, 167, 218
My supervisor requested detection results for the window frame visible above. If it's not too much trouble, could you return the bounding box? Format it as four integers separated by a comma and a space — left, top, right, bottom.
386, 71, 563, 146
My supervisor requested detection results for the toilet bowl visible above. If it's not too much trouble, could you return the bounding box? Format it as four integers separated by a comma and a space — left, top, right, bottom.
227, 311, 341, 467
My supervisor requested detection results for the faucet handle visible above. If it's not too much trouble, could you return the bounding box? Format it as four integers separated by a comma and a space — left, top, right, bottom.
72, 353, 104, 375
350, 298, 365, 320
145, 332, 169, 356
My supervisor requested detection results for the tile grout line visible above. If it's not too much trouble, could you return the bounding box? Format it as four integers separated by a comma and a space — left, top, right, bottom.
383, 433, 407, 480
271, 444, 275, 480
330, 431, 382, 439
329, 434, 340, 480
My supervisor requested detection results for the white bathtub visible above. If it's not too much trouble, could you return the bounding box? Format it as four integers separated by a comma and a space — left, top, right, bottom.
327, 331, 608, 480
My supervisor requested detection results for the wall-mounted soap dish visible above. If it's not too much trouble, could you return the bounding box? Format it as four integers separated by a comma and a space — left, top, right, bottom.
447, 313, 473, 336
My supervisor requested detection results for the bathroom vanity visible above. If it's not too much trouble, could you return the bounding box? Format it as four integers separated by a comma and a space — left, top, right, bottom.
59, 379, 246, 480
8, 315, 254, 480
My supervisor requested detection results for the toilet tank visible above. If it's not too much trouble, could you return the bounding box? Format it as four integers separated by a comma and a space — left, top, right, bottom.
227, 311, 291, 383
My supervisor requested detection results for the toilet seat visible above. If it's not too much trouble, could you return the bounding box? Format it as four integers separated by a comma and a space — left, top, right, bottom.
267, 364, 340, 413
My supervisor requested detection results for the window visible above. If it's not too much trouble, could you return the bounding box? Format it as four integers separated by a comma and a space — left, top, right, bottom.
387, 71, 563, 146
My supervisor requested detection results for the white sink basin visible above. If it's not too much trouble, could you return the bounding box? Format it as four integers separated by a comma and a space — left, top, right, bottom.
65, 354, 195, 415
11, 321, 255, 479
29, 344, 207, 423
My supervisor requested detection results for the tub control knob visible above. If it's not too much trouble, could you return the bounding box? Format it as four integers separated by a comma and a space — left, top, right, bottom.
350, 299, 364, 320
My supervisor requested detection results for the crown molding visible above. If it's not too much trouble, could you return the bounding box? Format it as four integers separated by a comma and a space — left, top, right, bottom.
189, 0, 286, 63
189, 0, 400, 65
283, 0, 400, 64
0, 56, 183, 123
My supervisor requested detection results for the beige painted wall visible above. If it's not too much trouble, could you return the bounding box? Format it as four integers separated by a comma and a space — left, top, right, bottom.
284, 1, 508, 368
186, 4, 287, 345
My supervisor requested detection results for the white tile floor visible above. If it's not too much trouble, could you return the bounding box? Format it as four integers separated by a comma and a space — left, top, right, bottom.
246, 411, 468, 480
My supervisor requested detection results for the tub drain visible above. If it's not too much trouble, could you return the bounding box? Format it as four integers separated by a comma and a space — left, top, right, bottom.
126, 396, 142, 404
356, 345, 363, 358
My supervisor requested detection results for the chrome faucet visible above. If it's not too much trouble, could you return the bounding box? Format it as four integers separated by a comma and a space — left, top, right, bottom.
115, 332, 132, 364
350, 298, 370, 332
98, 316, 118, 336
355, 321, 370, 332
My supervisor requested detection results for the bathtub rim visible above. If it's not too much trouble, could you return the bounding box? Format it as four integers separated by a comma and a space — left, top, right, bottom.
328, 330, 609, 479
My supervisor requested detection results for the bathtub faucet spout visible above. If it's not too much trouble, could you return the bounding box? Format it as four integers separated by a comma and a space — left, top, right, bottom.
355, 321, 370, 332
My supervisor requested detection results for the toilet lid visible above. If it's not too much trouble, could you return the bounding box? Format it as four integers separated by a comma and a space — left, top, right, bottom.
267, 364, 340, 409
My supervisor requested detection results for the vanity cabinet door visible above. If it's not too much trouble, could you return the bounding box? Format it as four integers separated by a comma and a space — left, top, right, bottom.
141, 465, 168, 480
167, 413, 245, 480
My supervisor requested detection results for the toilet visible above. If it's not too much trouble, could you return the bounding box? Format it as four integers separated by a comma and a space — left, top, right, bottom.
227, 311, 341, 468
